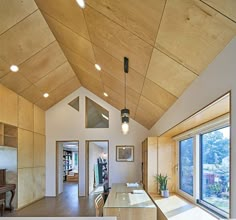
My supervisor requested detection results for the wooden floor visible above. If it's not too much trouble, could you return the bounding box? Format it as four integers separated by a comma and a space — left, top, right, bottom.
5, 182, 97, 217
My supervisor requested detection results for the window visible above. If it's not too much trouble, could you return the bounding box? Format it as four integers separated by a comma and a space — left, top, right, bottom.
200, 126, 230, 215
179, 138, 194, 195
177, 118, 230, 218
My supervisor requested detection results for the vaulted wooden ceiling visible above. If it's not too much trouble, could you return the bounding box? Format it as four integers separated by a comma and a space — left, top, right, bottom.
0, 0, 235, 129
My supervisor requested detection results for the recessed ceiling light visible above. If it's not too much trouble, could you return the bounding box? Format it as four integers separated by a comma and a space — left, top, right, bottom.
76, 0, 85, 8
103, 92, 108, 97
95, 64, 101, 71
10, 65, 19, 72
43, 93, 49, 98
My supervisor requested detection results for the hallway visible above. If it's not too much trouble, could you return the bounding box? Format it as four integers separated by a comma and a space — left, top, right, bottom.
5, 182, 96, 217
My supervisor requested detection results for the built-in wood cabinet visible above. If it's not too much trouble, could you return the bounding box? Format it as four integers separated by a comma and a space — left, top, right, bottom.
142, 136, 175, 193
0, 123, 18, 148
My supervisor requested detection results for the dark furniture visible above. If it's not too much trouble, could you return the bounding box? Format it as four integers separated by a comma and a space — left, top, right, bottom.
0, 169, 16, 215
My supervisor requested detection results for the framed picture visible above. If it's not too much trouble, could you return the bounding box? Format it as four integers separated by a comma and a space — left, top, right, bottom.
116, 145, 134, 162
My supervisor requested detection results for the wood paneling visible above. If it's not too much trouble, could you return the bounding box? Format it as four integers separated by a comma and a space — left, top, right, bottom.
35, 97, 55, 111
146, 49, 197, 97
86, 0, 165, 45
20, 41, 67, 83
0, 10, 55, 65
93, 46, 145, 94
49, 76, 81, 103
18, 168, 34, 208
18, 96, 34, 131
35, 62, 75, 93
0, 72, 31, 94
33, 167, 45, 200
42, 12, 95, 63
142, 79, 177, 111
0, 0, 37, 34
156, 0, 236, 74
202, 0, 236, 22
35, 0, 90, 40
0, 57, 10, 79
18, 129, 34, 168
34, 105, 45, 135
34, 133, 45, 167
0, 84, 18, 126
20, 85, 44, 104
84, 6, 153, 76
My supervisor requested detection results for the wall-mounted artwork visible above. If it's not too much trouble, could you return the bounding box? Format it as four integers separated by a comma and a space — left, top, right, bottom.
116, 145, 134, 162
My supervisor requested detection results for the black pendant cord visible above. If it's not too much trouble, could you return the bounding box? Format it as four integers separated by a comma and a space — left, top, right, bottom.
124, 71, 126, 109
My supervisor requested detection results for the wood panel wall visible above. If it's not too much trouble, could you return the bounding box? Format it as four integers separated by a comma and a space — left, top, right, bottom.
0, 84, 45, 209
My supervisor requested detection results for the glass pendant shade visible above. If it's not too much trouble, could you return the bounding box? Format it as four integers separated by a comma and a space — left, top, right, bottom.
121, 115, 129, 135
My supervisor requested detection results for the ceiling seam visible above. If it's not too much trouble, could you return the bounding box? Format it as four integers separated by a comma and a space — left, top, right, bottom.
0, 8, 38, 37
82, 6, 105, 98
199, 0, 236, 24
134, 0, 168, 120
85, 4, 156, 48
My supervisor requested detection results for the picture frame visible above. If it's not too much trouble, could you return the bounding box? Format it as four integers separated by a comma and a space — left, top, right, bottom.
116, 145, 134, 162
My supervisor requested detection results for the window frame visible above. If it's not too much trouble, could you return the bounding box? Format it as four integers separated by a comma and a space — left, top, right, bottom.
175, 114, 230, 218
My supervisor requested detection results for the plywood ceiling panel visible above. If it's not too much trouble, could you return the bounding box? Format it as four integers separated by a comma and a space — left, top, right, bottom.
86, 0, 166, 45
93, 46, 145, 94
201, 0, 236, 22
0, 57, 9, 79
142, 79, 177, 111
156, 0, 236, 74
20, 85, 44, 104
42, 12, 95, 63
61, 45, 101, 81
0, 72, 31, 94
84, 6, 153, 76
0, 0, 234, 129
49, 76, 81, 103
0, 0, 37, 34
35, 0, 90, 40
35, 62, 75, 93
0, 10, 55, 65
146, 49, 197, 97
20, 41, 67, 83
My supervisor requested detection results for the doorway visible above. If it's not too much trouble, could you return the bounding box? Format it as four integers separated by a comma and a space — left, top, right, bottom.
85, 140, 109, 196
56, 141, 79, 196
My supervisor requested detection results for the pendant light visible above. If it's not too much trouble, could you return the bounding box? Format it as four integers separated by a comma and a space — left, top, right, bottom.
121, 57, 130, 135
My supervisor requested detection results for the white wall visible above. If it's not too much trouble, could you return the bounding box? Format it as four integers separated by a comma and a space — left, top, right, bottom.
149, 37, 236, 217
46, 87, 148, 196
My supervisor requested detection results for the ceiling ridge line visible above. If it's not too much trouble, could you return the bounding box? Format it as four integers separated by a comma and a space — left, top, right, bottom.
82, 5, 105, 96
199, 0, 236, 24
0, 8, 38, 37
85, 4, 156, 48
39, 8, 91, 44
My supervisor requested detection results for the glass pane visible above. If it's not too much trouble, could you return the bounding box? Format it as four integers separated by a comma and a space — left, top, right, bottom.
200, 126, 230, 214
86, 97, 109, 128
179, 138, 194, 195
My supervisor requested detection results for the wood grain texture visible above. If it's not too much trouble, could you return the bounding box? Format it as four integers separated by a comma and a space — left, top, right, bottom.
93, 46, 145, 94
201, 0, 236, 22
0, 71, 31, 94
35, 62, 75, 93
0, 10, 55, 65
147, 49, 197, 97
142, 79, 177, 111
18, 96, 34, 131
34, 105, 45, 135
35, 0, 90, 40
18, 129, 34, 169
33, 167, 45, 200
34, 133, 45, 167
156, 0, 236, 74
0, 84, 18, 126
20, 85, 44, 104
84, 6, 153, 76
0, 0, 37, 34
86, 0, 166, 45
0, 57, 10, 79
42, 12, 95, 63
20, 41, 67, 83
